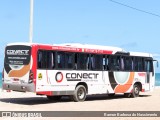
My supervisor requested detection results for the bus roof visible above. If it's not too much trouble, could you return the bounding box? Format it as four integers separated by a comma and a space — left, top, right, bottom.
6, 42, 153, 57
6, 42, 124, 54
7, 42, 37, 47
56, 43, 124, 52
130, 51, 153, 57
7, 42, 123, 50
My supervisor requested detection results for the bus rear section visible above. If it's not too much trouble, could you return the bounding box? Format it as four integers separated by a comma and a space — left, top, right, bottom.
2, 44, 35, 92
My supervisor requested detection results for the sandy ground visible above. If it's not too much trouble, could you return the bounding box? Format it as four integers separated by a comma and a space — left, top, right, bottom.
0, 87, 160, 120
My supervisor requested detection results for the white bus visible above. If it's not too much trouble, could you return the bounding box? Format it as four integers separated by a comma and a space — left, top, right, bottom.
2, 43, 156, 102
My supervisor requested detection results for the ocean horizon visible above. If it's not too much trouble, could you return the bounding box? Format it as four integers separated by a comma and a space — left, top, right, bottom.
0, 73, 160, 88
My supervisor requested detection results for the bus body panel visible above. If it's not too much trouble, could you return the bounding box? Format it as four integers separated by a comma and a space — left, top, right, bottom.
36, 70, 108, 95
35, 70, 154, 96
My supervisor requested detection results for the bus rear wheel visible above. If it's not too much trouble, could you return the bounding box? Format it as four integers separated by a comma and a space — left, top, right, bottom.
131, 84, 140, 98
47, 96, 62, 101
71, 85, 87, 102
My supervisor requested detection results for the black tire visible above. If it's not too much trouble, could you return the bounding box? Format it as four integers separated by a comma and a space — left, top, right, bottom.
108, 93, 115, 97
47, 96, 62, 101
71, 85, 87, 102
131, 84, 140, 98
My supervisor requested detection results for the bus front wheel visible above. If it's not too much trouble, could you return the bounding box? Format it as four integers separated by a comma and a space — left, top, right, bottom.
71, 85, 87, 102
131, 84, 140, 98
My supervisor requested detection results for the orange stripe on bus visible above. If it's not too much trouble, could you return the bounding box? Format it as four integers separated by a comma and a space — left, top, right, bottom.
114, 72, 135, 93
8, 63, 31, 77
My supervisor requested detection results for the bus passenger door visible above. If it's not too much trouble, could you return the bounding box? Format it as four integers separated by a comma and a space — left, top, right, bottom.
145, 60, 154, 91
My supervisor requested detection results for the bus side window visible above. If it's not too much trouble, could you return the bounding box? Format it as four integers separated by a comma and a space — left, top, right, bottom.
134, 57, 138, 71
37, 50, 47, 69
65, 53, 74, 69
108, 56, 114, 71
145, 60, 153, 72
124, 57, 133, 71
90, 55, 95, 70
103, 55, 108, 70
150, 61, 154, 73
103, 56, 106, 70
105, 56, 109, 70
86, 55, 90, 70
134, 57, 144, 72
88, 54, 103, 70
77, 53, 89, 70
108, 56, 120, 71
116, 56, 121, 71
38, 51, 43, 68
120, 57, 124, 71
74, 53, 78, 69
95, 55, 103, 70
138, 58, 143, 71
142, 58, 145, 72
131, 58, 134, 71
57, 52, 65, 69
47, 51, 55, 69
144, 60, 147, 72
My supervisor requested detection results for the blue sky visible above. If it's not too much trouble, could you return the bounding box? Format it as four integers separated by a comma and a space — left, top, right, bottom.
0, 0, 160, 72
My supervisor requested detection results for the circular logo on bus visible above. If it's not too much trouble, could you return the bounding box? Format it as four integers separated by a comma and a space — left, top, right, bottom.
55, 72, 63, 83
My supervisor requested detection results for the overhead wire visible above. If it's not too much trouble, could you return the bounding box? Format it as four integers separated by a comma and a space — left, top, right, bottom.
109, 0, 160, 18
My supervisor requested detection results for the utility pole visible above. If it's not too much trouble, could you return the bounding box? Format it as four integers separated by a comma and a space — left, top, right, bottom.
29, 0, 34, 43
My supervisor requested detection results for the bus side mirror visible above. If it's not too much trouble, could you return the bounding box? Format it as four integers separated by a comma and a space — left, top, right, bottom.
153, 60, 159, 68
157, 61, 159, 68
